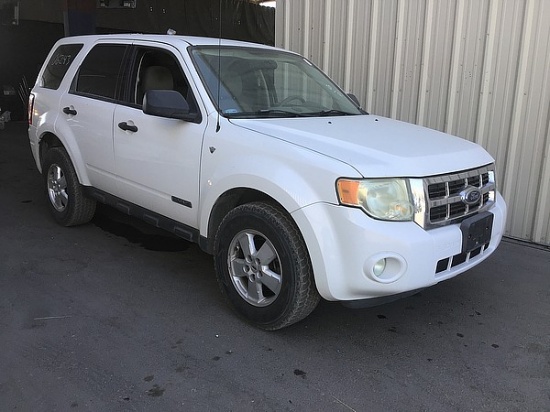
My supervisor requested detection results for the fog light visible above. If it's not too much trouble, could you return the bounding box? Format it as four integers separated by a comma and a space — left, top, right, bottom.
373, 258, 386, 276
364, 253, 407, 284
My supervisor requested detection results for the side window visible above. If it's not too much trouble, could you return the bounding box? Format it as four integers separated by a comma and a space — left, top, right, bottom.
128, 47, 198, 115
73, 44, 127, 100
41, 44, 83, 90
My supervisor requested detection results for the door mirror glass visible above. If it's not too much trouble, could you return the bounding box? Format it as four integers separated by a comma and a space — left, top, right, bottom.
143, 90, 197, 121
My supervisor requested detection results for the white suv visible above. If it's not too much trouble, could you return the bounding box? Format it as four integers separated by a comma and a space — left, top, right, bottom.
28, 34, 506, 330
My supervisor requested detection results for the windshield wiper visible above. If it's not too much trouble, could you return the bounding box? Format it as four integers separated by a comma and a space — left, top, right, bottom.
256, 109, 307, 117
224, 109, 357, 119
224, 109, 305, 119
316, 109, 356, 117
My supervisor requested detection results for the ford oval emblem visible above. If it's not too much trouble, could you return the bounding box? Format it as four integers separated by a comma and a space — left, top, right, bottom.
460, 186, 482, 205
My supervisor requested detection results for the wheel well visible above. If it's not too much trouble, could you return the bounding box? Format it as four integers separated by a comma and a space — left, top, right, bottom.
205, 188, 285, 254
39, 133, 63, 169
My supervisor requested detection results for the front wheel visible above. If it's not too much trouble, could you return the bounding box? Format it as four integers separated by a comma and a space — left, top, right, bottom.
214, 202, 320, 330
42, 147, 96, 226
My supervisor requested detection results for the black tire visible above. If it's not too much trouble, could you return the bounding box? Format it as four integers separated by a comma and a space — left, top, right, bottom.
42, 147, 96, 226
214, 202, 320, 330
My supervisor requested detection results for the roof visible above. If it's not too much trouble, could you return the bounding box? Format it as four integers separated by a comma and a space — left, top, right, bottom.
56, 33, 277, 50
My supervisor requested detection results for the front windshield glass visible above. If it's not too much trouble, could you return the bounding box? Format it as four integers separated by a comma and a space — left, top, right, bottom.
190, 46, 363, 119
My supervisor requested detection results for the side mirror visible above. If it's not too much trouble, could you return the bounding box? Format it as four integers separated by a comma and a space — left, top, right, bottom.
143, 90, 199, 122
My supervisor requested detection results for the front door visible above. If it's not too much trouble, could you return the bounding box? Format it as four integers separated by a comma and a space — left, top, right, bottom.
113, 44, 206, 228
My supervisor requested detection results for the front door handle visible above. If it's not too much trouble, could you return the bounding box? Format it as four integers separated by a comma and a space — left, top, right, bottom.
118, 121, 138, 133
62, 106, 77, 116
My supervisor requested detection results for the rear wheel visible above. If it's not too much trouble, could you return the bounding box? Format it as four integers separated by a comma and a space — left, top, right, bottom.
42, 147, 96, 226
214, 202, 320, 330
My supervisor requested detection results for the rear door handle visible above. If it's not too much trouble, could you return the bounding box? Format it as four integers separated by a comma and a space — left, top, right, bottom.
118, 122, 138, 133
62, 106, 77, 116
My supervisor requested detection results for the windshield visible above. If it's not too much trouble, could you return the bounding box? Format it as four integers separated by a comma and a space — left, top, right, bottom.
190, 46, 363, 119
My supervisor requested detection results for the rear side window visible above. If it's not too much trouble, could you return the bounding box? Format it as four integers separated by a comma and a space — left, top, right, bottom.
74, 44, 127, 100
41, 44, 83, 90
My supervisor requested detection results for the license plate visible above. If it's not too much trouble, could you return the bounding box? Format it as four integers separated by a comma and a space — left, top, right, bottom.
460, 212, 494, 253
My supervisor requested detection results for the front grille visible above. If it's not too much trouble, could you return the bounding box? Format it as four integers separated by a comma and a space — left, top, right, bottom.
412, 164, 496, 229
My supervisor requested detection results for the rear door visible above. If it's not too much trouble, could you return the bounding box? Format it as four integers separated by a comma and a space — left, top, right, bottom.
113, 43, 206, 228
58, 42, 128, 194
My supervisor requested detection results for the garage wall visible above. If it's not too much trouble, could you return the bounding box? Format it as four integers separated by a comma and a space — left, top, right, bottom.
0, 20, 64, 120
17, 0, 275, 44
275, 0, 550, 246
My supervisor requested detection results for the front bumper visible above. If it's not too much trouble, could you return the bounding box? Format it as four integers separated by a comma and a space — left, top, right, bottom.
292, 192, 507, 301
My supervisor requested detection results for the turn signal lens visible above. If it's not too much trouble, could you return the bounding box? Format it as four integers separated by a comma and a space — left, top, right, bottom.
336, 179, 361, 204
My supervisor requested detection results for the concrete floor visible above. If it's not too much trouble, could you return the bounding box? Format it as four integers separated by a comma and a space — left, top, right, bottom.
1, 121, 549, 411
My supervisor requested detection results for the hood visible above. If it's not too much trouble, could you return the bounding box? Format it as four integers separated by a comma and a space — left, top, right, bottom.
230, 115, 494, 177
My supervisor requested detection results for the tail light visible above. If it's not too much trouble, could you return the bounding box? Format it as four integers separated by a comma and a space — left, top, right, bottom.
28, 93, 35, 125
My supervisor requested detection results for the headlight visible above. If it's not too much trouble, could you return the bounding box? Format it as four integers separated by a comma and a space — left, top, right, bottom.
336, 178, 414, 221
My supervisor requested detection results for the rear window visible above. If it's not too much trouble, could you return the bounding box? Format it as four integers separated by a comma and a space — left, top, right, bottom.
41, 44, 83, 90
74, 44, 127, 100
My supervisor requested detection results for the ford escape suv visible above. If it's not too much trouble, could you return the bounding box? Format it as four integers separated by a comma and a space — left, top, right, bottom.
28, 34, 507, 330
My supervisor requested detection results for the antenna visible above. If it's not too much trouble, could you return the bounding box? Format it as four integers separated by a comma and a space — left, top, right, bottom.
215, 0, 222, 133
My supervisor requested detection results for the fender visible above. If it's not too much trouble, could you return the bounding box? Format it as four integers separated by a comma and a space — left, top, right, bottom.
197, 117, 361, 236
29, 114, 59, 173
30, 100, 90, 186
42, 118, 93, 186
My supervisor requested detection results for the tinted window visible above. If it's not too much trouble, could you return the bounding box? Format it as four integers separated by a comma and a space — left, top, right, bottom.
74, 44, 127, 100
41, 44, 83, 90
